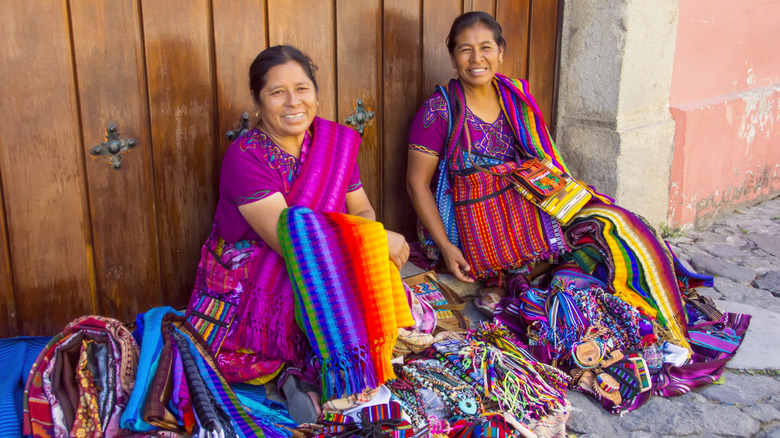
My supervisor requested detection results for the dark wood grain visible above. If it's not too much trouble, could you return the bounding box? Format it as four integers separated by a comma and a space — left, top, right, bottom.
423, 0, 462, 96
0, 177, 16, 337
0, 0, 96, 335
267, 0, 337, 122
141, 0, 218, 309
212, 0, 267, 160
496, 0, 531, 80
337, 0, 382, 216
382, 0, 422, 238
0, 0, 562, 335
528, 0, 560, 125
70, 0, 163, 324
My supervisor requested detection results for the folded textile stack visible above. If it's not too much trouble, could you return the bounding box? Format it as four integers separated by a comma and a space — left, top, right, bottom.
22, 316, 140, 438
120, 307, 293, 437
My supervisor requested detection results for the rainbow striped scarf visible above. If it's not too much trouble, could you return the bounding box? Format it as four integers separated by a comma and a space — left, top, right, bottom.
278, 206, 414, 400
226, 117, 362, 363
565, 205, 690, 349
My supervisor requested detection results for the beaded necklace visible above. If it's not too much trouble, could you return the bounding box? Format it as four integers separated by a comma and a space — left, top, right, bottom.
571, 285, 642, 351
386, 366, 428, 432
400, 360, 482, 418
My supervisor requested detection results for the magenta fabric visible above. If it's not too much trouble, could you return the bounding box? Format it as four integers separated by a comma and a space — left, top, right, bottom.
608, 312, 751, 414
215, 128, 361, 243
190, 117, 363, 379
408, 93, 518, 161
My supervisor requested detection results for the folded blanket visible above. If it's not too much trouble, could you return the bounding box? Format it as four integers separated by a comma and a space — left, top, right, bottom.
565, 204, 690, 349
24, 316, 139, 438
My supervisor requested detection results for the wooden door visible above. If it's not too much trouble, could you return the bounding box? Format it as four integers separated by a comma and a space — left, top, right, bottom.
0, 0, 562, 336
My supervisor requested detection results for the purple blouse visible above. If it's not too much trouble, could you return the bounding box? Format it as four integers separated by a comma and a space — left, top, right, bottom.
215, 128, 362, 243
408, 93, 520, 163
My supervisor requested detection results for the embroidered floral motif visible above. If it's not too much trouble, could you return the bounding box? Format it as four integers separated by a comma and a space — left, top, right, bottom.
251, 130, 308, 190
238, 133, 260, 152
422, 95, 449, 128
465, 109, 516, 161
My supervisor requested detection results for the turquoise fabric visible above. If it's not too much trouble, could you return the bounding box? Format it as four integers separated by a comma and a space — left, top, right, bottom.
231, 383, 297, 428
119, 306, 182, 432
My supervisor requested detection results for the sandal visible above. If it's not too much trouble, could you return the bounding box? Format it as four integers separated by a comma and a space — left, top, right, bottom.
474, 291, 503, 317
279, 369, 320, 425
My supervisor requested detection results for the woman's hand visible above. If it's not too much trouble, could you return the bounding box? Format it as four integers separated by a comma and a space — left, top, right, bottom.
407, 149, 473, 283
386, 230, 410, 270
440, 242, 474, 283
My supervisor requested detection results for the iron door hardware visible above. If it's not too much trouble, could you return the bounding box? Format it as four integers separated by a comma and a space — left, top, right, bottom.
90, 124, 137, 171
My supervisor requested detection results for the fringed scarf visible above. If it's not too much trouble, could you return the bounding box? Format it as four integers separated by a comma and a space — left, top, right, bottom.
278, 206, 414, 400
565, 204, 691, 349
221, 117, 362, 363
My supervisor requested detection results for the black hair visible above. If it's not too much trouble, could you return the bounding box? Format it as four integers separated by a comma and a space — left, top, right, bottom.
445, 11, 506, 54
248, 45, 319, 106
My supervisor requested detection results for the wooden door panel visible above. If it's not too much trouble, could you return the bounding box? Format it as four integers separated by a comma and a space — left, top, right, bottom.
336, 0, 382, 215
0, 0, 562, 335
70, 0, 163, 324
267, 0, 337, 122
212, 1, 267, 160
0, 178, 16, 337
382, 0, 422, 238
423, 0, 463, 96
466, 0, 496, 15
528, 0, 561, 124
0, 0, 95, 335
141, 0, 218, 309
497, 0, 531, 81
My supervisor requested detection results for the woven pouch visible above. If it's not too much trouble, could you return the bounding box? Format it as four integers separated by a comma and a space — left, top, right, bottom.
403, 271, 469, 332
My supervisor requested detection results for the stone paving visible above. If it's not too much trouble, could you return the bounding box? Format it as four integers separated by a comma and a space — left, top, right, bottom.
410, 196, 780, 438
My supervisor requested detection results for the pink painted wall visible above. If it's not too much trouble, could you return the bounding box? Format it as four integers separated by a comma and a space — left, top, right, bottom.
668, 0, 780, 226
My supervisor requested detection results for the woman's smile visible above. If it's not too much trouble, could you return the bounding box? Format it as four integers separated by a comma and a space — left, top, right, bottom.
451, 23, 504, 91
256, 60, 318, 152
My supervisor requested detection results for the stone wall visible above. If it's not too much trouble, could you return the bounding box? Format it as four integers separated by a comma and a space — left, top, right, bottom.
556, 0, 780, 230
555, 0, 680, 230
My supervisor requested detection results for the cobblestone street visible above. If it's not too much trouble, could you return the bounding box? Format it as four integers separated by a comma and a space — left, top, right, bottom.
567, 196, 780, 438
